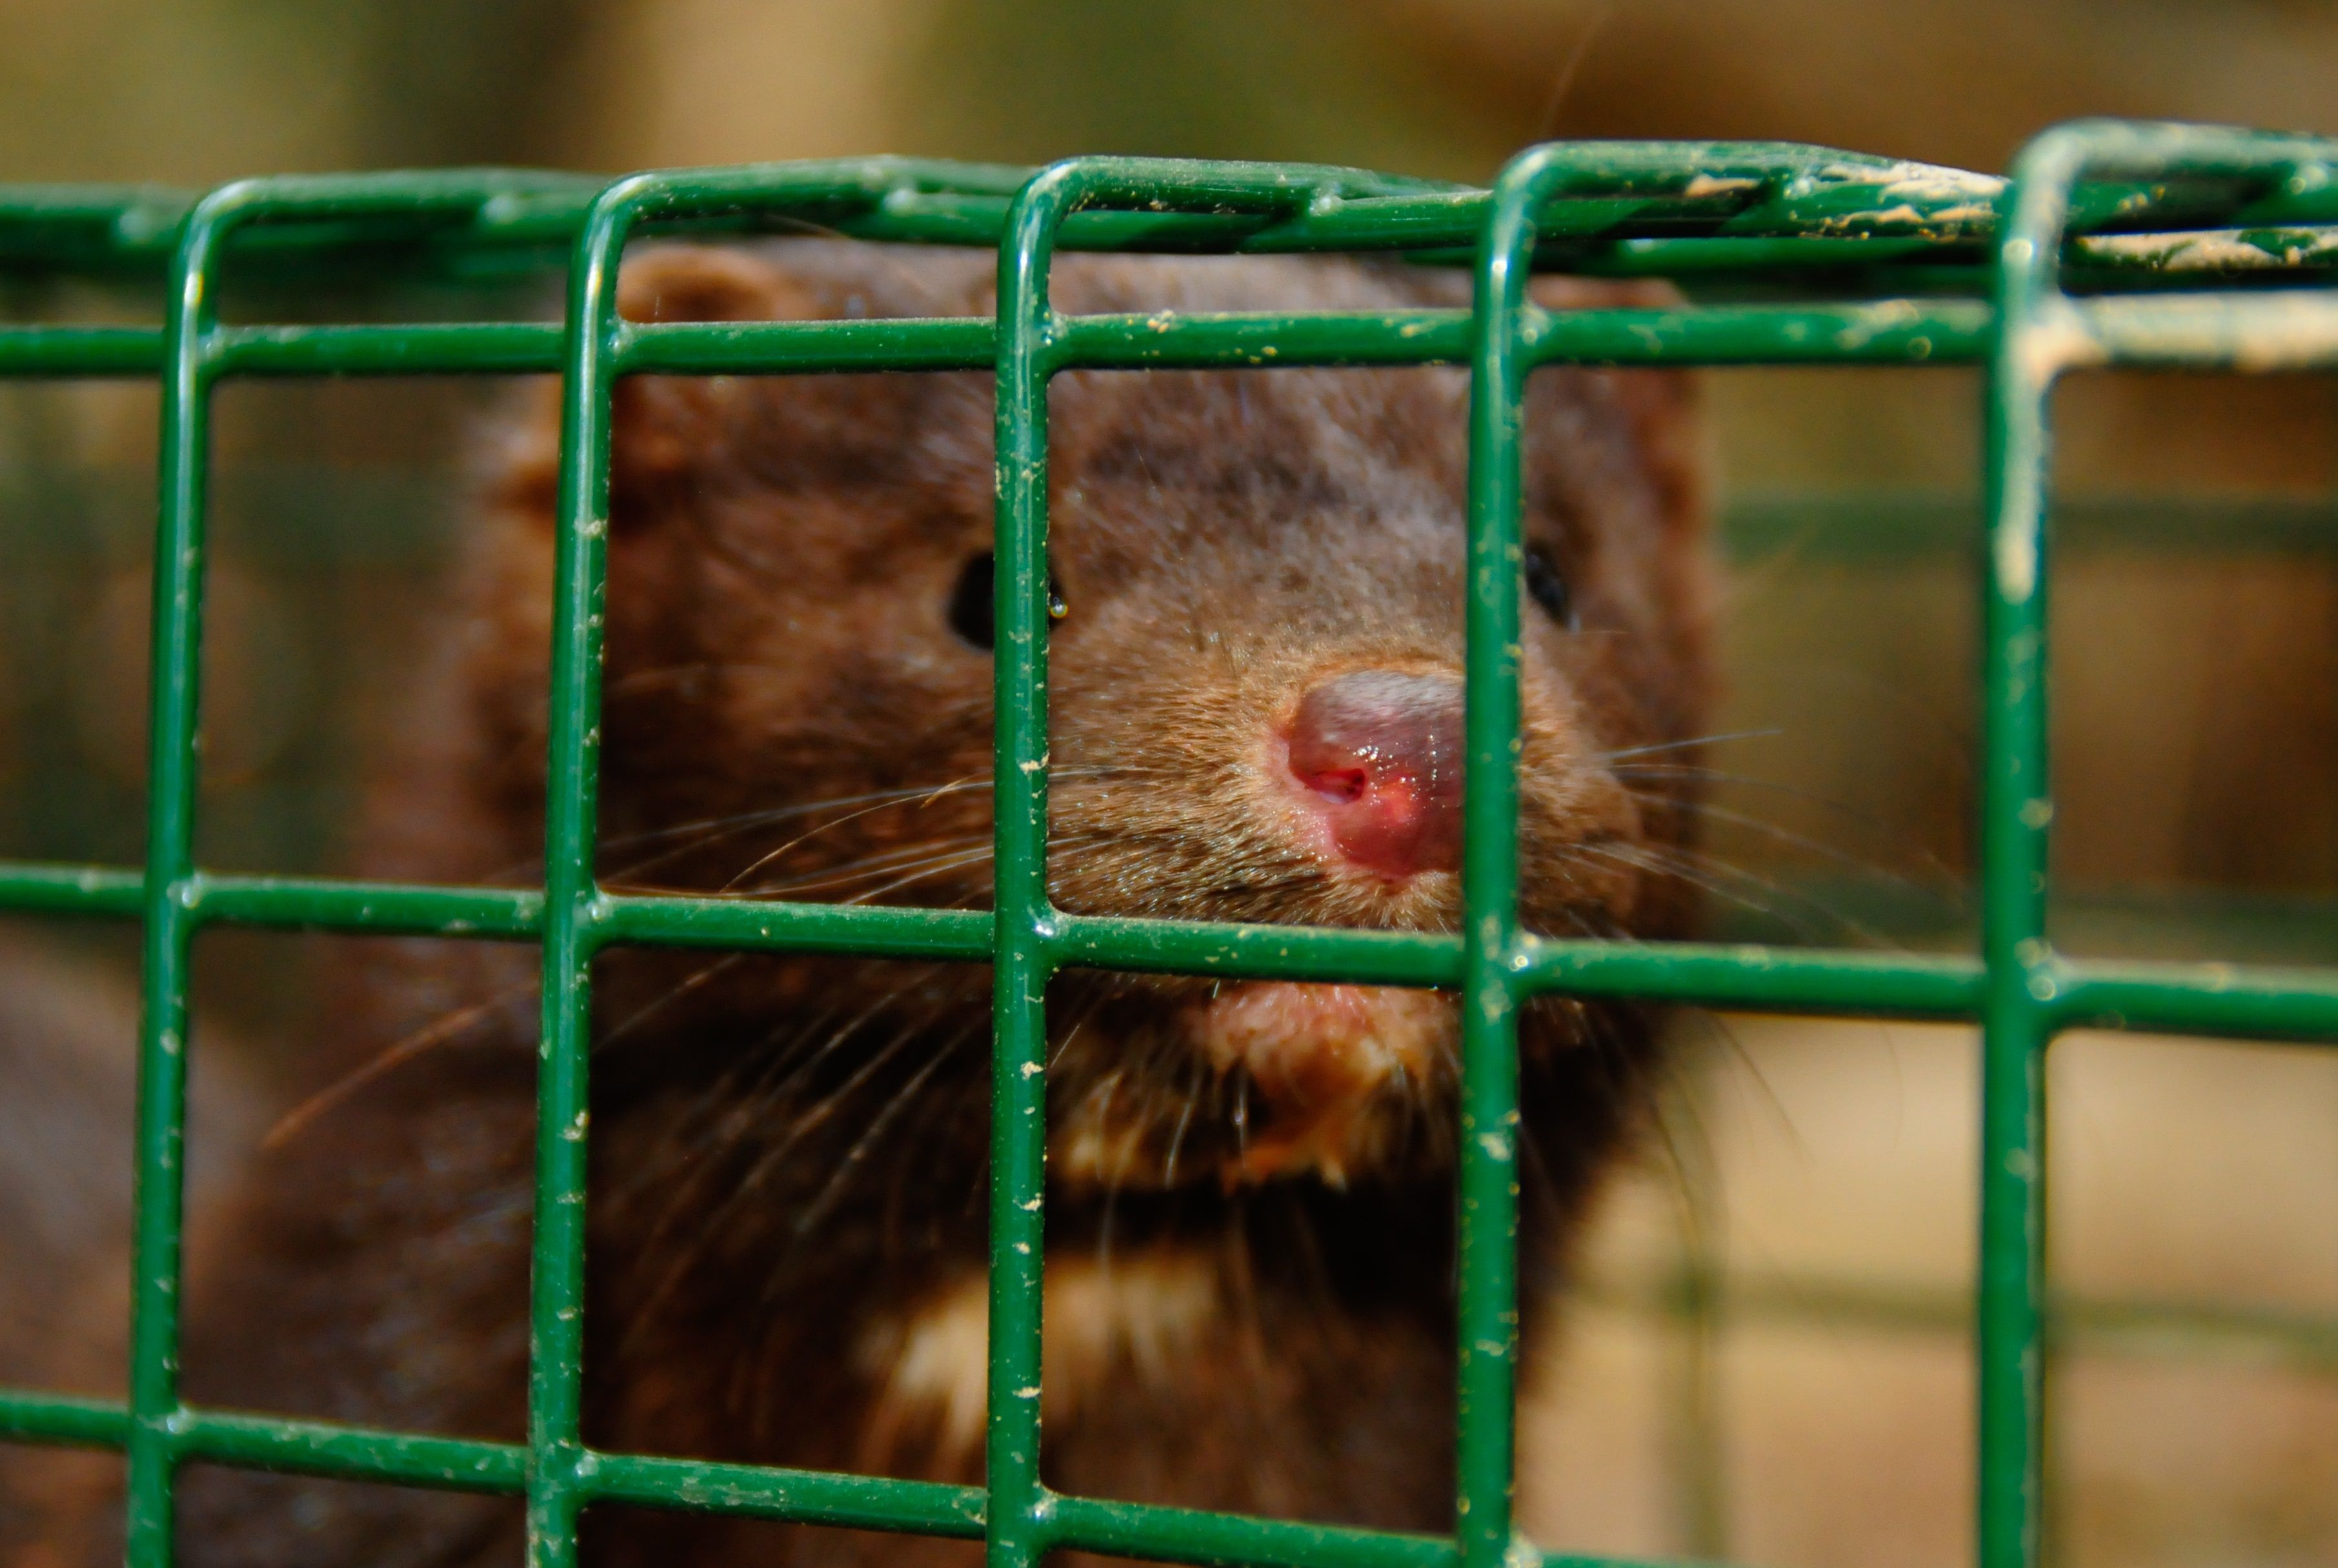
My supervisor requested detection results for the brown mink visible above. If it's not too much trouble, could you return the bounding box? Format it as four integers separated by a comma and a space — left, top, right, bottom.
49, 241, 1711, 1567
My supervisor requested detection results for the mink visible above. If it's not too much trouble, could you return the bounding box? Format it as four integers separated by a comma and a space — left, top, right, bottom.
35, 241, 1711, 1567
0, 936, 256, 1565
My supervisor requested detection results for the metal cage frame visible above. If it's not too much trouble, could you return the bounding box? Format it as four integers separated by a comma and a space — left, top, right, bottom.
1, 119, 2335, 1568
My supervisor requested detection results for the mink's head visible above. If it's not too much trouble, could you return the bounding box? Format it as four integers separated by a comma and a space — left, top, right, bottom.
465, 241, 1711, 1194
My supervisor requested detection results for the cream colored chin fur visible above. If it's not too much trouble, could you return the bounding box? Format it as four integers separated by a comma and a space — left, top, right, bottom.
855, 1249, 1219, 1467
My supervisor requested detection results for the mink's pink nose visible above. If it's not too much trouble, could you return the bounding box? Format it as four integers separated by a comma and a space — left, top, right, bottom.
1285, 670, 1466, 878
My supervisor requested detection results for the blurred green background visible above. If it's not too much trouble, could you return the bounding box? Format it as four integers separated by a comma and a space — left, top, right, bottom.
0, 5, 2333, 1567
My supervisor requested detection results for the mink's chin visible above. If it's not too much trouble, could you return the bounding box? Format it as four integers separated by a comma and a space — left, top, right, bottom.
1047, 981, 1458, 1191
1189, 982, 1456, 1185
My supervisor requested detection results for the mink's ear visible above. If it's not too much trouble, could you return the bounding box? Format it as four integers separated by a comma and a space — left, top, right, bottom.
607, 246, 816, 521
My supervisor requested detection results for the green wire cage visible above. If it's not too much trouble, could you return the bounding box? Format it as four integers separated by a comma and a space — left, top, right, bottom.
1, 118, 2335, 1568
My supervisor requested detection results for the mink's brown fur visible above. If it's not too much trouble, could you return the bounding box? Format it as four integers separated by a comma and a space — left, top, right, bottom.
0, 938, 256, 1567
37, 243, 1711, 1567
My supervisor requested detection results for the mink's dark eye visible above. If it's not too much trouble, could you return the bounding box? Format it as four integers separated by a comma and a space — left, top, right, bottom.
947, 552, 995, 648
946, 551, 1068, 651
1522, 542, 1577, 630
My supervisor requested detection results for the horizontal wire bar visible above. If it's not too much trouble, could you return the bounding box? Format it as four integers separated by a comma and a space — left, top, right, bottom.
620, 316, 989, 374
0, 301, 1994, 381
178, 1411, 525, 1493
0, 1389, 129, 1447
4, 858, 2335, 1045
0, 145, 2327, 445
0, 861, 143, 917
2048, 959, 2338, 1041
18, 1242, 2338, 1457
581, 1452, 984, 1538
1718, 492, 2338, 562
4, 1266, 2324, 1561
1519, 938, 1983, 1017
1589, 1267, 2338, 1375
1524, 299, 1990, 366
2070, 288, 2338, 370
0, 863, 542, 936
0, 1388, 1709, 1568
184, 874, 543, 936
1046, 1494, 1455, 1568
0, 325, 161, 376
1054, 310, 1469, 368
1054, 1494, 1709, 1568
213, 323, 565, 376
8, 147, 2335, 273
591, 891, 991, 960
1046, 911, 1460, 987
0, 1394, 530, 1496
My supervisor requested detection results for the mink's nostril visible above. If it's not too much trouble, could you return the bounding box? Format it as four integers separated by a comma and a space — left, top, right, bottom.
1298, 764, 1370, 805
1284, 670, 1466, 879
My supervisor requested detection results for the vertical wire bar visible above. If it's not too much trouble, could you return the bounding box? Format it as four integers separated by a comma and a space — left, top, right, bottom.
122, 183, 250, 1568
1977, 129, 2089, 1568
987, 157, 1324, 1568
1457, 146, 1556, 1568
1665, 1126, 1729, 1559
987, 162, 1077, 1568
525, 174, 654, 1568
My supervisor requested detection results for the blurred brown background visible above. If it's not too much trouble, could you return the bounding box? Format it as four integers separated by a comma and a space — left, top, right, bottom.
0, 4, 2333, 1567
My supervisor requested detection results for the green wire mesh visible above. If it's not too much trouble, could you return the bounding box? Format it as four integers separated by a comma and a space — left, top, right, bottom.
0, 121, 2335, 1568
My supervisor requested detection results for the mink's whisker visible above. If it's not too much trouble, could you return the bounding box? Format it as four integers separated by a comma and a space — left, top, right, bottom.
841, 847, 1015, 906
1597, 728, 1782, 763
1611, 789, 1959, 905
712, 835, 998, 900
1575, 838, 1888, 946
718, 779, 993, 892
619, 981, 947, 1346
845, 831, 1116, 907
261, 981, 536, 1150
500, 782, 974, 885
1158, 1056, 1207, 1192
1608, 759, 1964, 869
595, 953, 746, 1052
715, 827, 1115, 905
1082, 1066, 1128, 1267
587, 766, 1148, 888
784, 1023, 976, 1252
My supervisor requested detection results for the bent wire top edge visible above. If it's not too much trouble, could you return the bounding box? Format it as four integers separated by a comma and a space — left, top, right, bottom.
1, 136, 2335, 288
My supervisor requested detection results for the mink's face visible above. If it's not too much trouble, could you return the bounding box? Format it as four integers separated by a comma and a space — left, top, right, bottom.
480, 243, 1710, 1192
